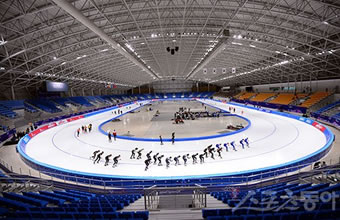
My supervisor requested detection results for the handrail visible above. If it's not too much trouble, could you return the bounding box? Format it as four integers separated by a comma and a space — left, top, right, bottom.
1, 157, 339, 192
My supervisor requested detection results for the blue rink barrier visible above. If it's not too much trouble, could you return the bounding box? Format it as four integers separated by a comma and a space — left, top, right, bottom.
17, 98, 334, 188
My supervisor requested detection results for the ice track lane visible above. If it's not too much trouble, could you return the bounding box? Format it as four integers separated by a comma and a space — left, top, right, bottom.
23, 99, 329, 179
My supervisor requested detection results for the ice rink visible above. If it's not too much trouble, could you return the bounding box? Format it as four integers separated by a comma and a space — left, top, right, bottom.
21, 99, 330, 179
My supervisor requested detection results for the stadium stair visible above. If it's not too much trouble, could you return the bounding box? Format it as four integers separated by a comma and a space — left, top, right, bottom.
203, 182, 340, 219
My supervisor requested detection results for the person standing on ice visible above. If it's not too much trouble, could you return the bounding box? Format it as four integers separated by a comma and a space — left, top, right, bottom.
159, 135, 163, 145
171, 132, 175, 144
112, 130, 117, 141
108, 131, 112, 142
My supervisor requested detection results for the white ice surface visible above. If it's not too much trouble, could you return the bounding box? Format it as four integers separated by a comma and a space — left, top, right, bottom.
24, 99, 327, 179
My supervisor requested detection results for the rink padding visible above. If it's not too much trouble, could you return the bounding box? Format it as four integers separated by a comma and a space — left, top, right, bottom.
17, 98, 334, 187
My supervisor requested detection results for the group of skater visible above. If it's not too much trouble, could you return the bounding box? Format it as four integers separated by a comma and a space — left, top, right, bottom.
128, 137, 250, 171
90, 150, 121, 167
112, 109, 123, 115
173, 107, 196, 123
76, 124, 92, 137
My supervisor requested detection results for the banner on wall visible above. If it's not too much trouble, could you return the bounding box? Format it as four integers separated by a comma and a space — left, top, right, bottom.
28, 123, 57, 138
312, 121, 326, 132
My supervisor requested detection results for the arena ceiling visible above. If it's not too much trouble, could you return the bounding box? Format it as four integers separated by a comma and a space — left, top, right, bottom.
0, 0, 339, 91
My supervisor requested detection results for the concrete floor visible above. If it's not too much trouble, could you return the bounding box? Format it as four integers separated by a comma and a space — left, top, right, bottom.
101, 100, 247, 138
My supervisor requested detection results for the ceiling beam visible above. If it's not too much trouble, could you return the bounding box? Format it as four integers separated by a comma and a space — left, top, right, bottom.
52, 0, 160, 80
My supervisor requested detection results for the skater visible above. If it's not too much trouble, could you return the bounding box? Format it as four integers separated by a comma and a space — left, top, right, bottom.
108, 132, 112, 142
217, 147, 223, 158
158, 155, 164, 166
192, 153, 198, 164
137, 148, 144, 159
94, 151, 104, 164
182, 154, 190, 166
84, 126, 87, 133
153, 153, 159, 164
91, 150, 100, 160
209, 147, 215, 159
240, 139, 245, 149
230, 141, 237, 151
112, 130, 117, 141
81, 126, 84, 132
104, 154, 112, 166
88, 124, 92, 132
130, 148, 138, 159
159, 135, 163, 145
166, 157, 172, 168
199, 154, 205, 163
244, 137, 249, 147
171, 132, 175, 144
144, 158, 152, 171
203, 147, 209, 158
223, 143, 229, 152
77, 128, 80, 137
174, 156, 181, 166
112, 155, 121, 168
146, 151, 153, 160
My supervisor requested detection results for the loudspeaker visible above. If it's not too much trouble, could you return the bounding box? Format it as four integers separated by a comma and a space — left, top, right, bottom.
223, 29, 230, 37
